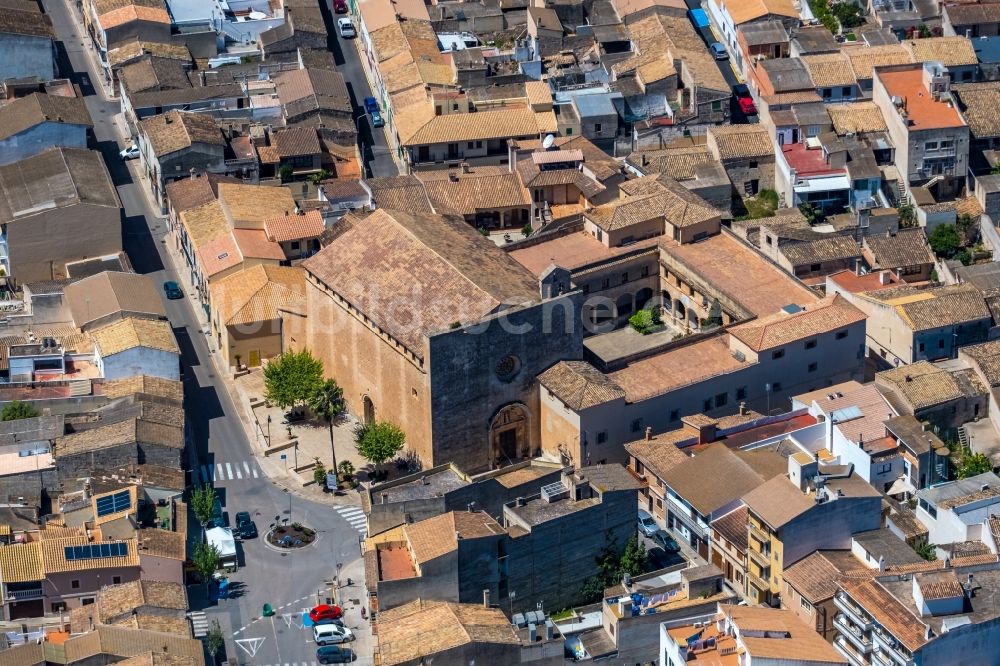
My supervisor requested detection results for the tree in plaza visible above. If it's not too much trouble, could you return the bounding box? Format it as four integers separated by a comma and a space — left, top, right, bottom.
958, 452, 994, 479
263, 349, 324, 410
190, 485, 217, 528
313, 460, 327, 487
354, 421, 405, 467
193, 542, 221, 584
307, 379, 344, 488
1, 401, 38, 422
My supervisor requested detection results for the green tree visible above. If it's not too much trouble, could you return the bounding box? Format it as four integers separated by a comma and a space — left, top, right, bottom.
193, 542, 221, 582
628, 308, 661, 334
206, 620, 225, 662
1, 401, 38, 421
928, 224, 961, 259
521, 223, 533, 238
832, 2, 863, 29
798, 201, 825, 226
313, 460, 327, 487
307, 379, 344, 488
897, 202, 916, 228
619, 535, 648, 577
703, 299, 723, 329
339, 460, 355, 479
958, 452, 994, 479
354, 420, 405, 466
190, 485, 217, 528
264, 349, 324, 410
579, 532, 648, 603
915, 541, 937, 561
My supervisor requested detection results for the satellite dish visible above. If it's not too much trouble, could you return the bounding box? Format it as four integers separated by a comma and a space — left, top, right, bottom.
542, 134, 555, 149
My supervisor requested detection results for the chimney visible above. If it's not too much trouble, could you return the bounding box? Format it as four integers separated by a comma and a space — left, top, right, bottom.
449, 172, 459, 182
467, 502, 475, 512
421, 475, 429, 485
461, 162, 470, 173
483, 589, 490, 608
545, 620, 555, 640
381, 492, 388, 504
879, 271, 891, 285
516, 496, 525, 507
739, 401, 747, 416
878, 555, 886, 572
644, 426, 653, 441
164, 114, 173, 124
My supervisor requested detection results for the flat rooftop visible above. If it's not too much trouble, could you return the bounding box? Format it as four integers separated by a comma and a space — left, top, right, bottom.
508, 232, 659, 277
373, 468, 467, 503
781, 142, 842, 178
506, 495, 599, 528
665, 622, 737, 666
882, 568, 1000, 633
662, 233, 818, 318
376, 543, 417, 582
609, 334, 746, 402
0, 449, 53, 476
878, 69, 966, 130
584, 325, 679, 366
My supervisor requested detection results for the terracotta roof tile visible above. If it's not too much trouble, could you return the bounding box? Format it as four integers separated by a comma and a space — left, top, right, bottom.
877, 361, 964, 410
710, 505, 748, 552
91, 317, 178, 357
840, 578, 927, 652
419, 172, 530, 216
846, 44, 913, 80
366, 175, 432, 212
210, 264, 306, 326
217, 183, 297, 227
801, 52, 857, 88
827, 101, 888, 134
0, 93, 91, 142
41, 536, 139, 573
861, 283, 991, 330
100, 4, 169, 29
905, 36, 977, 67
271, 127, 321, 157
140, 110, 223, 157
538, 360, 625, 410
624, 431, 689, 481
664, 444, 782, 516
404, 107, 541, 146
707, 124, 773, 161
196, 232, 241, 278
729, 294, 865, 352
404, 511, 503, 564
264, 210, 325, 242
863, 228, 934, 269
0, 541, 44, 582
726, 0, 797, 24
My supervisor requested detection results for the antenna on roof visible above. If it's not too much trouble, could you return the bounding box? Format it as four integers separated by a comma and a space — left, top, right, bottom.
542, 134, 555, 150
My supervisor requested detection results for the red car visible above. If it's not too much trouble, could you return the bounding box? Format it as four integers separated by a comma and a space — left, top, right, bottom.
733, 84, 757, 116
310, 604, 343, 622
333, 0, 348, 13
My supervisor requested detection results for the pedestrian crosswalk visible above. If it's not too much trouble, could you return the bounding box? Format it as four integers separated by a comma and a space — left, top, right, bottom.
334, 506, 367, 535
199, 460, 260, 484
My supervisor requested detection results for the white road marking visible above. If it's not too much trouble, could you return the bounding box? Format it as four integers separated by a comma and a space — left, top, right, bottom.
226, 462, 234, 479
252, 465, 259, 478
243, 461, 251, 475
216, 463, 224, 480
235, 466, 243, 479
200, 466, 209, 483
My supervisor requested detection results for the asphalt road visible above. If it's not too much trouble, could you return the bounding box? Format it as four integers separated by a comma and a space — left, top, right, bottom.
318, 0, 399, 178
43, 1, 370, 663
684, 0, 754, 124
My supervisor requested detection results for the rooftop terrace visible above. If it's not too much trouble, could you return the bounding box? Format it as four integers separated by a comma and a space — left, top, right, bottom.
878, 68, 966, 131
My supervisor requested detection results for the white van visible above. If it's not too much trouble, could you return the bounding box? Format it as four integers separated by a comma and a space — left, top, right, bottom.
314, 624, 353, 646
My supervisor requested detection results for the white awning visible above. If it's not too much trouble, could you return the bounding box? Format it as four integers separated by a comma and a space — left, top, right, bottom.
887, 475, 916, 497
794, 174, 850, 194
205, 526, 237, 558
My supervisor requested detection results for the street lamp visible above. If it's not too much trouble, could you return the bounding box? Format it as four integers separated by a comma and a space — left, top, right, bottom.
267, 415, 272, 446
336, 562, 343, 588
509, 590, 516, 616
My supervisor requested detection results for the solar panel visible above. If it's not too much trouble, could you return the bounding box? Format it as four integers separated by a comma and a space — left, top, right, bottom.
95, 490, 132, 518
64, 542, 128, 561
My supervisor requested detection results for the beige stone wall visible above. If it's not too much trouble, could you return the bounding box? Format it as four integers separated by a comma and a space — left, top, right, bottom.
539, 388, 581, 463
304, 277, 433, 463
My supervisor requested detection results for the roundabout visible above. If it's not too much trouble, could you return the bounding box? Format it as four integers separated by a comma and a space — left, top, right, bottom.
265, 522, 318, 549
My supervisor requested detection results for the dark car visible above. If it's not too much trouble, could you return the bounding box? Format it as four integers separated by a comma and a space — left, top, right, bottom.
333, 0, 347, 12
163, 280, 183, 299
317, 646, 356, 664
652, 529, 681, 553
314, 617, 346, 627
235, 511, 257, 539
364, 96, 385, 128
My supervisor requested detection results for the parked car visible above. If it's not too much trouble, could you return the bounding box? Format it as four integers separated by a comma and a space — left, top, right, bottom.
652, 529, 681, 553
364, 96, 385, 128
710, 42, 728, 60
638, 509, 658, 537
163, 280, 183, 299
207, 498, 224, 528
119, 142, 140, 160
317, 646, 356, 664
333, 0, 347, 12
337, 17, 355, 38
235, 511, 257, 539
314, 617, 346, 627
733, 83, 757, 116
309, 604, 343, 623
314, 624, 354, 645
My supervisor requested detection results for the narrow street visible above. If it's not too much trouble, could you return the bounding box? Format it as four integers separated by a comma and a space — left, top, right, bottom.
41, 0, 372, 662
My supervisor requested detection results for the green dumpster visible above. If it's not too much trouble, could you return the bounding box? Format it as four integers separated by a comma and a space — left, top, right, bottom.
262, 603, 274, 617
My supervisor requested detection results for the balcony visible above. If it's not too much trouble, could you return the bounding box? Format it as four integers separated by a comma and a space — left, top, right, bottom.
835, 636, 871, 666
747, 570, 770, 592
748, 522, 770, 543
835, 592, 873, 630
5, 587, 43, 601
872, 630, 911, 666
871, 648, 894, 666
747, 546, 770, 567
835, 614, 873, 654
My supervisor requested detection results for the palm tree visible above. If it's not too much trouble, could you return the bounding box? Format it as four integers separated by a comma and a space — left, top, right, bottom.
308, 379, 344, 489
